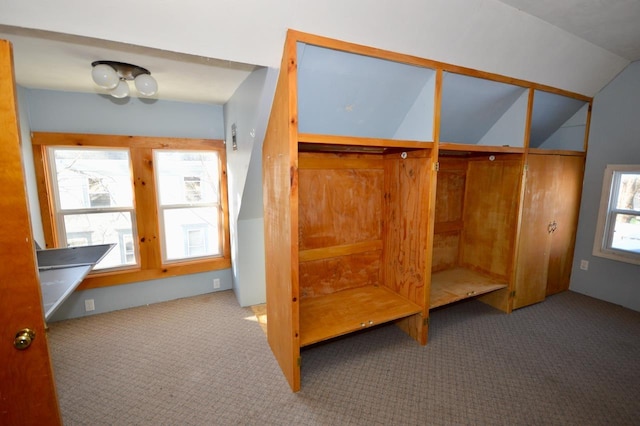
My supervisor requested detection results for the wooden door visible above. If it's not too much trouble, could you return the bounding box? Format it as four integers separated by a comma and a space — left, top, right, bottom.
0, 41, 62, 424
513, 154, 556, 309
513, 154, 585, 308
546, 155, 585, 295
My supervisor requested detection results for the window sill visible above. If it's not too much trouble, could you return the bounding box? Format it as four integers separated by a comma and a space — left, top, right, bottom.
78, 256, 231, 290
592, 248, 640, 266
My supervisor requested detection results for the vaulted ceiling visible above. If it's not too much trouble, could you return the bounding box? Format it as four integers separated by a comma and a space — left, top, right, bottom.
0, 0, 639, 104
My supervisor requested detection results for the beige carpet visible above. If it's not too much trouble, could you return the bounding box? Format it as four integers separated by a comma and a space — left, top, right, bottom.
48, 290, 640, 425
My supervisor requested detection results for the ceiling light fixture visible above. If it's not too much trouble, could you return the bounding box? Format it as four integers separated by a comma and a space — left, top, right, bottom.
91, 60, 158, 99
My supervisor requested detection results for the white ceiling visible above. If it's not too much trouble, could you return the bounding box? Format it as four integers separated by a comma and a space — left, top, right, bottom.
496, 0, 640, 61
0, 25, 256, 105
1, 0, 639, 105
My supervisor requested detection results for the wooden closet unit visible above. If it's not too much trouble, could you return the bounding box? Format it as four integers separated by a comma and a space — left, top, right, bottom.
263, 30, 593, 391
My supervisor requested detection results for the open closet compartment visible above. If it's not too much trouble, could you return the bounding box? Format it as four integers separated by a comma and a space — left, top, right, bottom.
296, 40, 437, 348
431, 72, 528, 312
263, 30, 437, 391
431, 151, 522, 312
298, 145, 432, 347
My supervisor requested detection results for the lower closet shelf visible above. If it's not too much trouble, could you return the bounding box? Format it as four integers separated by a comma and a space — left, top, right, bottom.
299, 285, 422, 347
430, 267, 508, 309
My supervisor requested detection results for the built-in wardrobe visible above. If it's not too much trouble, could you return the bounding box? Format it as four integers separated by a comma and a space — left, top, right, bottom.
262, 30, 591, 391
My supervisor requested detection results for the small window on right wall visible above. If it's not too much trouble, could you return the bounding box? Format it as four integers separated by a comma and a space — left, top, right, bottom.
593, 164, 640, 265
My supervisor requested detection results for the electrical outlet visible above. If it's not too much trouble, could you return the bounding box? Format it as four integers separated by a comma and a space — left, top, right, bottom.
213, 278, 221, 289
85, 299, 95, 312
580, 260, 589, 271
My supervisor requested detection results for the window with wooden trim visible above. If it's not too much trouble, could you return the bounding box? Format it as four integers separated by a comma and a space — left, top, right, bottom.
32, 133, 231, 289
593, 164, 640, 265
154, 150, 223, 263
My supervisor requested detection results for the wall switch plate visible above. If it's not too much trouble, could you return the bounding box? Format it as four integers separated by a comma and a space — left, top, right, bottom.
213, 278, 221, 289
85, 299, 95, 312
231, 123, 237, 151
580, 260, 589, 271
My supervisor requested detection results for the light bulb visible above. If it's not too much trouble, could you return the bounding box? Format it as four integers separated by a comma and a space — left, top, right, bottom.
91, 64, 119, 89
110, 80, 130, 98
134, 73, 158, 96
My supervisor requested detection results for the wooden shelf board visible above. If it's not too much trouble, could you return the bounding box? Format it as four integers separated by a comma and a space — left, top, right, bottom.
299, 133, 434, 151
430, 267, 508, 309
300, 285, 422, 347
438, 143, 524, 154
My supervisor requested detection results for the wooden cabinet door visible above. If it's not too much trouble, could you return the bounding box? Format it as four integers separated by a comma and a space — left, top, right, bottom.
513, 154, 555, 309
513, 154, 585, 308
546, 155, 584, 295
0, 40, 62, 424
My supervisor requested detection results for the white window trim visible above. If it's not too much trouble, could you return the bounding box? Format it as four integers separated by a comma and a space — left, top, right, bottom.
592, 164, 640, 265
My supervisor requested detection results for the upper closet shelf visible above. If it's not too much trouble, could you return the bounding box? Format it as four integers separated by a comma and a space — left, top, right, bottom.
297, 42, 436, 142
529, 90, 589, 151
440, 72, 528, 148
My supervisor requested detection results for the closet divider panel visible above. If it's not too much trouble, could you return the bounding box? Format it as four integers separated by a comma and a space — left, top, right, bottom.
262, 36, 301, 392
382, 149, 432, 343
460, 155, 522, 279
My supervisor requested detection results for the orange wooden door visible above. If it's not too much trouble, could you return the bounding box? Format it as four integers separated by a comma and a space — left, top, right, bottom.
546, 155, 585, 295
0, 40, 62, 425
513, 154, 556, 309
513, 153, 585, 308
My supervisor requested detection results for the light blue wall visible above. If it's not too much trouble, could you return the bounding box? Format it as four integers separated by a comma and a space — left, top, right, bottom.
570, 61, 640, 311
297, 43, 434, 141
223, 67, 278, 307
477, 90, 528, 147
48, 269, 232, 321
26, 89, 224, 138
17, 87, 45, 246
22, 88, 233, 320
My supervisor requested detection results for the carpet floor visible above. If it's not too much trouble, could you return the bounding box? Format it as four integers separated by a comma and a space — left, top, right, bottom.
48, 290, 640, 425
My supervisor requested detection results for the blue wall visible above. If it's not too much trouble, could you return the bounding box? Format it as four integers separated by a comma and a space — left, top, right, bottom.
570, 61, 640, 311
223, 67, 277, 307
26, 89, 224, 138
21, 88, 233, 320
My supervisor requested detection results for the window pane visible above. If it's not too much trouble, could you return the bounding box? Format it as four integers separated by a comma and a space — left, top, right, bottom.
611, 213, 640, 254
63, 212, 137, 269
162, 207, 220, 260
615, 173, 640, 211
53, 149, 133, 210
155, 151, 219, 205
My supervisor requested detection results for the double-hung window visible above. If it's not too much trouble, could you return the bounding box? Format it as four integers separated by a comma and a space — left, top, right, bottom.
154, 151, 223, 262
48, 148, 137, 270
593, 165, 640, 265
32, 133, 230, 288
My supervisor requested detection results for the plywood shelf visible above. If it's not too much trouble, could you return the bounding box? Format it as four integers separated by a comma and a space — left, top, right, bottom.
300, 285, 423, 347
299, 133, 434, 154
438, 143, 524, 154
430, 267, 508, 309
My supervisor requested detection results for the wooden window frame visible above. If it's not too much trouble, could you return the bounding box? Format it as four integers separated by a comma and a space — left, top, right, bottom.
32, 132, 231, 290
